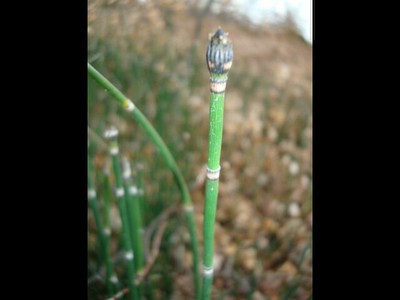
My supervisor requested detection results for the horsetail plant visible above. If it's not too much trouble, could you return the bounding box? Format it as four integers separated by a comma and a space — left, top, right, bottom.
101, 165, 113, 234
88, 152, 119, 296
104, 127, 139, 300
101, 165, 114, 251
88, 63, 201, 300
101, 164, 121, 292
135, 163, 148, 226
121, 157, 145, 297
202, 27, 233, 300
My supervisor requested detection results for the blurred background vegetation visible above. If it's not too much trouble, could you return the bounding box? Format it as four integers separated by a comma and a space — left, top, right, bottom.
88, 0, 312, 299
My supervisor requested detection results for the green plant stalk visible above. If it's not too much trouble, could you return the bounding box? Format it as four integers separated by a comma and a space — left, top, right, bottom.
202, 28, 233, 300
102, 169, 112, 234
201, 92, 225, 300
122, 159, 145, 298
88, 63, 200, 300
203, 91, 226, 270
88, 159, 117, 296
124, 182, 144, 272
101, 169, 120, 293
109, 141, 139, 300
130, 206, 144, 300
136, 164, 148, 226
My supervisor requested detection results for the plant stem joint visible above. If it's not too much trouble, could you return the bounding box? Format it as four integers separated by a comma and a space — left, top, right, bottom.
115, 187, 124, 197
110, 146, 119, 155
88, 189, 96, 199
202, 265, 214, 276
123, 99, 135, 111
125, 251, 134, 260
206, 165, 221, 180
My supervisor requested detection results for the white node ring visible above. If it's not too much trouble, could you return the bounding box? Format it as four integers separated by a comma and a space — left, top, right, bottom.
115, 187, 124, 197
206, 165, 221, 180
203, 265, 214, 276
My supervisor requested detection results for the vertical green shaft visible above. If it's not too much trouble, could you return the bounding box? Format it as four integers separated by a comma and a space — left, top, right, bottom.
109, 141, 139, 300
207, 92, 225, 169
122, 158, 145, 298
203, 91, 225, 268
202, 27, 233, 300
127, 184, 145, 299
123, 183, 138, 265
102, 170, 112, 232
122, 159, 145, 272
101, 168, 120, 293
123, 183, 145, 270
202, 275, 214, 300
203, 179, 220, 267
128, 185, 144, 272
201, 92, 225, 300
88, 159, 117, 295
136, 164, 148, 225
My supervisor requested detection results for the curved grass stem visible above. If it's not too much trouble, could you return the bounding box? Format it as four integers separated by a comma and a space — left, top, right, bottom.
88, 63, 200, 300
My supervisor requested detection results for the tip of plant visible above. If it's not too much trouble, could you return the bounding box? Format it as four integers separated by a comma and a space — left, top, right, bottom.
213, 27, 224, 38
206, 27, 233, 75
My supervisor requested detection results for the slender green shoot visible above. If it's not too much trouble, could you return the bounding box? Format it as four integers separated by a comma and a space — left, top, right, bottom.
88, 63, 200, 300
136, 163, 148, 226
101, 164, 120, 293
122, 157, 145, 298
202, 27, 233, 300
88, 154, 119, 295
122, 158, 145, 271
101, 165, 113, 241
104, 126, 139, 300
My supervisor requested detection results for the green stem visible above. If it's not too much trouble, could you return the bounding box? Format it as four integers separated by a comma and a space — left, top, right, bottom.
124, 181, 144, 272
109, 140, 139, 300
101, 168, 120, 293
202, 28, 233, 300
122, 158, 145, 298
88, 63, 200, 300
207, 92, 225, 169
88, 158, 118, 296
136, 164, 148, 226
102, 168, 112, 230
203, 90, 226, 271
201, 91, 225, 300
